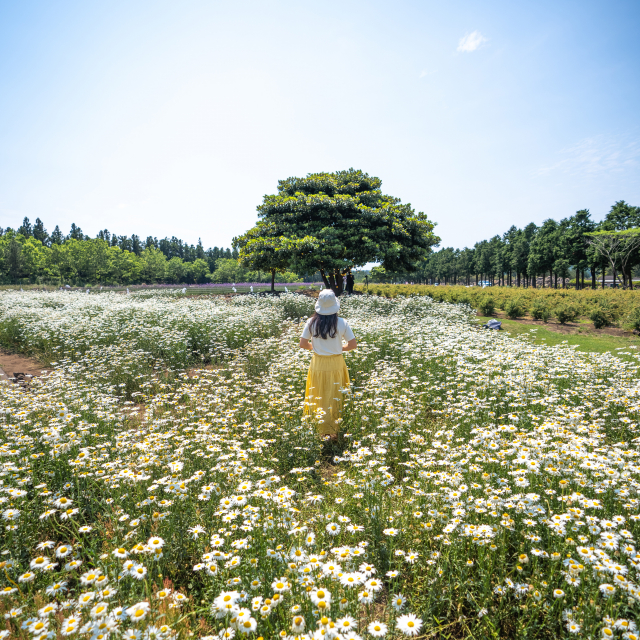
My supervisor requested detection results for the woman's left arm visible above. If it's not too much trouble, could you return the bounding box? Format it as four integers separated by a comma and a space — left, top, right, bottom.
342, 338, 357, 352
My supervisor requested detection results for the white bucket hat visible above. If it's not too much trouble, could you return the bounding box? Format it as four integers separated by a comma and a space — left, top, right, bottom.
315, 289, 340, 315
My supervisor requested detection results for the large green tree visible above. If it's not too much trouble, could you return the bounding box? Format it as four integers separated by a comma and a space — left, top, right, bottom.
255, 169, 439, 295
528, 219, 558, 287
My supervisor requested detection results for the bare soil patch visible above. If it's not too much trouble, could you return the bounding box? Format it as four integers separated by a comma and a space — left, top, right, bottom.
120, 402, 148, 426
0, 347, 49, 381
186, 364, 225, 377
479, 311, 635, 338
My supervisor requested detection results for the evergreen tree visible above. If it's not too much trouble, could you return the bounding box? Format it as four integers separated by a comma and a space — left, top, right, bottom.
131, 234, 142, 255
50, 225, 64, 245
6, 237, 23, 281
68, 223, 84, 240
603, 200, 640, 230
17, 217, 32, 237
196, 239, 206, 260
528, 219, 557, 287
565, 210, 595, 289
32, 218, 49, 245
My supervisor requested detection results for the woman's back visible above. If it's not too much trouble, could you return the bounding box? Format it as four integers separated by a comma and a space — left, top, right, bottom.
302, 316, 355, 356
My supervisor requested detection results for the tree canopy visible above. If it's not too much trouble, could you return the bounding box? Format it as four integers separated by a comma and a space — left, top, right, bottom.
255, 168, 440, 294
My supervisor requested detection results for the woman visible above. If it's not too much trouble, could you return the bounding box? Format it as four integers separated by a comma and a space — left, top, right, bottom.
300, 289, 357, 439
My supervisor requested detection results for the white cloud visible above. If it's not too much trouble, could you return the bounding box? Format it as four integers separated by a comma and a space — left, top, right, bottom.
419, 69, 436, 78
535, 134, 640, 178
457, 31, 488, 53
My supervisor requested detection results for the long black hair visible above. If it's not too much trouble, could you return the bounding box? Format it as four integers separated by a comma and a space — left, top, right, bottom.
308, 312, 338, 340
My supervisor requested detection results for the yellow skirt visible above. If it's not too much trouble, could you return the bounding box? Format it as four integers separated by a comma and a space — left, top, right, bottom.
303, 353, 350, 436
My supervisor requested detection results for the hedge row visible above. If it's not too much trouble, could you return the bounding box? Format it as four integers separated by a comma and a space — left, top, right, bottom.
355, 284, 640, 330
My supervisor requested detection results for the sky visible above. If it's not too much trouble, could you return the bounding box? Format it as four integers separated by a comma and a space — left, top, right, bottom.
1, 0, 639, 251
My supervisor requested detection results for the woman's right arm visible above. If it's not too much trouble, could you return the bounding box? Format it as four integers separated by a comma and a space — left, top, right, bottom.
300, 320, 313, 350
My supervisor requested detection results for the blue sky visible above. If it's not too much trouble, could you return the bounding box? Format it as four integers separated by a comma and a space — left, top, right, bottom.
1, 0, 639, 251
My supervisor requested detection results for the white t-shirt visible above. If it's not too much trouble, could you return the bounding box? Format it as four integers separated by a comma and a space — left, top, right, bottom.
302, 317, 355, 356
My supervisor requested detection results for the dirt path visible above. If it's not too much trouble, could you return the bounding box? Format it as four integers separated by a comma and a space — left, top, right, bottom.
0, 348, 49, 381
479, 311, 636, 338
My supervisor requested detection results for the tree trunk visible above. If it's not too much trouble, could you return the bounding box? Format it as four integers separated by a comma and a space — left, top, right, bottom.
629, 266, 634, 290
320, 269, 331, 291
602, 268, 605, 289
591, 268, 596, 290
320, 269, 345, 296
271, 269, 276, 293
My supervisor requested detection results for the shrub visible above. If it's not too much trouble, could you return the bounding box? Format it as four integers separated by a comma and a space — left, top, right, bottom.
478, 296, 495, 316
590, 308, 612, 329
279, 294, 315, 321
530, 300, 550, 322
626, 307, 640, 332
504, 298, 526, 319
554, 304, 579, 324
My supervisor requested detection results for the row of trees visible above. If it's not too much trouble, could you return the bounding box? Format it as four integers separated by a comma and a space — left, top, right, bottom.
13, 171, 632, 293
372, 201, 640, 289
0, 221, 306, 285
3, 219, 238, 275
0, 230, 304, 285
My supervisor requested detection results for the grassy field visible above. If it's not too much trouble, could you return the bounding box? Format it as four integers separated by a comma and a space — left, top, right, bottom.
475, 315, 640, 357
0, 290, 638, 639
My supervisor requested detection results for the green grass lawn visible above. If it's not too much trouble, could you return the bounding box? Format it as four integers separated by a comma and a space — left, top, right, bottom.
475, 315, 640, 357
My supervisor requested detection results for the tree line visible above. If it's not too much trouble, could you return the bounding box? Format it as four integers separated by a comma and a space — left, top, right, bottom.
0, 218, 300, 285
8, 217, 237, 263
371, 201, 640, 289
8, 173, 632, 292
